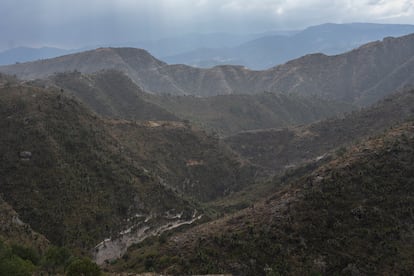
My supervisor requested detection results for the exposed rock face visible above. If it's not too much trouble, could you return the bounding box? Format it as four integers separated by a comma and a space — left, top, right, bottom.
0, 196, 50, 253
19, 151, 32, 160
94, 211, 202, 265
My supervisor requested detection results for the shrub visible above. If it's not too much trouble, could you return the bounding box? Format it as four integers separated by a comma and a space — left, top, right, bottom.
66, 257, 101, 276
41, 246, 72, 273
11, 244, 40, 265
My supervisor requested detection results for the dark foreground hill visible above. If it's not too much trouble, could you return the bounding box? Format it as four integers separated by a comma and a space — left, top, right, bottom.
0, 84, 196, 253
1, 33, 414, 105
111, 122, 414, 275
0, 83, 258, 267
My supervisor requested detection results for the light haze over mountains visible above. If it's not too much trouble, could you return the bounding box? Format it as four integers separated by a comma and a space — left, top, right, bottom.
1, 23, 414, 70
1, 1, 414, 275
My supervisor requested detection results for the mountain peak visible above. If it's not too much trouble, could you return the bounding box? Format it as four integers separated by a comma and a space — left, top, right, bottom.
0, 46, 166, 82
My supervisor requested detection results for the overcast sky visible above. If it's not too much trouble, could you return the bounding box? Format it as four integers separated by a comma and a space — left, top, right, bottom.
1, 0, 414, 50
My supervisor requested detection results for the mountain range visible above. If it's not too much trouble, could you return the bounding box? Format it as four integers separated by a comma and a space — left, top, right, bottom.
1, 32, 414, 107
1, 23, 414, 275
0, 47, 74, 66
0, 31, 295, 66
1, 23, 414, 70
33, 70, 352, 136
163, 23, 414, 69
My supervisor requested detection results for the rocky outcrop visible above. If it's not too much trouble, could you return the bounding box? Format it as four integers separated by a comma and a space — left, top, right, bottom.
94, 210, 202, 265
0, 196, 49, 252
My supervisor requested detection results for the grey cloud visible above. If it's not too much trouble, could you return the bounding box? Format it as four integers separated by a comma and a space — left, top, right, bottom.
0, 0, 413, 50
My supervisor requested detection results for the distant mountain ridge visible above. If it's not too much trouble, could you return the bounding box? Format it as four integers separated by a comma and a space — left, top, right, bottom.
2, 23, 412, 70
0, 31, 284, 66
0, 47, 165, 82
1, 32, 414, 106
0, 47, 74, 66
164, 23, 414, 69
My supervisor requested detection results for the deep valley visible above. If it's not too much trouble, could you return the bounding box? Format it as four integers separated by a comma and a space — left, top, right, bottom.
0, 22, 413, 276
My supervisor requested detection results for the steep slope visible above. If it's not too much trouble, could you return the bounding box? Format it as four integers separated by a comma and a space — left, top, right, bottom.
0, 82, 261, 265
37, 70, 352, 136
145, 92, 353, 136
263, 34, 414, 104
113, 123, 414, 275
0, 196, 49, 254
44, 70, 177, 121
1, 34, 414, 104
0, 47, 166, 84
0, 84, 200, 255
0, 73, 18, 85
106, 120, 257, 202
164, 23, 414, 69
161, 33, 414, 104
0, 47, 72, 66
357, 56, 414, 105
225, 88, 414, 171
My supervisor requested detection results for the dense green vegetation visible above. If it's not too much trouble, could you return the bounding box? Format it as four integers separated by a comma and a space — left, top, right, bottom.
0, 241, 100, 275
0, 241, 35, 276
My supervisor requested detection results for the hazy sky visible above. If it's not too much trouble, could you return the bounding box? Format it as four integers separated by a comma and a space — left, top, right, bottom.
1, 0, 414, 50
